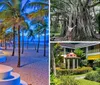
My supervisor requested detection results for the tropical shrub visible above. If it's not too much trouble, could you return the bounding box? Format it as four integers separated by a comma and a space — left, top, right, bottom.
93, 59, 100, 67
73, 67, 92, 74
50, 75, 79, 85
60, 63, 66, 69
56, 68, 72, 75
81, 60, 88, 66
74, 48, 85, 59
56, 67, 92, 76
97, 68, 100, 74
85, 71, 100, 82
50, 74, 61, 85
60, 76, 79, 85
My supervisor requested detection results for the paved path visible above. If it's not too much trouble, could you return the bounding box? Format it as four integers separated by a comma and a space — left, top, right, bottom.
75, 75, 86, 80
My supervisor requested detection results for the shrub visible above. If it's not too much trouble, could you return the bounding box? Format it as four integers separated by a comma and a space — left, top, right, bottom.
73, 67, 92, 74
81, 60, 88, 66
85, 71, 100, 82
56, 68, 73, 75
50, 75, 79, 85
60, 63, 66, 69
93, 59, 100, 67
50, 74, 61, 85
56, 67, 92, 76
60, 76, 79, 85
97, 68, 100, 74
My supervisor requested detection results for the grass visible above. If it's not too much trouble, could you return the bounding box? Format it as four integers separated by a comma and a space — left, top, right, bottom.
71, 73, 86, 77
78, 79, 100, 85
71, 70, 97, 77
50, 32, 60, 37
71, 71, 100, 85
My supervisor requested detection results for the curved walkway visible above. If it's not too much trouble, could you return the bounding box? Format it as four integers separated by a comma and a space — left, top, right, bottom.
75, 75, 86, 80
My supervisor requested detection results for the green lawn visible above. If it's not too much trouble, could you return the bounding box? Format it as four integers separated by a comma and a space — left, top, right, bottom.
50, 32, 60, 37
78, 79, 100, 85
70, 71, 100, 85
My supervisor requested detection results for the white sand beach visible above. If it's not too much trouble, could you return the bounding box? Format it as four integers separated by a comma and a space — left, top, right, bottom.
0, 46, 49, 85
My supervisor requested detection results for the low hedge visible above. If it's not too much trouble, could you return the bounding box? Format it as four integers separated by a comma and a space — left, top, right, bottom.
56, 67, 92, 75
73, 67, 92, 74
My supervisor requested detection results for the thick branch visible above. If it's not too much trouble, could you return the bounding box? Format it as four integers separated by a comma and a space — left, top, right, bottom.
88, 1, 100, 8
84, 0, 90, 7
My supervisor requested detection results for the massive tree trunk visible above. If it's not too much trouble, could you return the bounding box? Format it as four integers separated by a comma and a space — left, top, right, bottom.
60, 18, 67, 37
51, 0, 100, 40
12, 26, 15, 56
17, 25, 21, 67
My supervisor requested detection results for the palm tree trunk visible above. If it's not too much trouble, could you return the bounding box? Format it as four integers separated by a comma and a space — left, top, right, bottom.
17, 25, 21, 67
4, 38, 7, 50
27, 38, 29, 49
32, 38, 36, 50
0, 40, 2, 47
37, 34, 40, 53
44, 29, 46, 56
34, 40, 36, 50
22, 29, 24, 54
12, 26, 15, 56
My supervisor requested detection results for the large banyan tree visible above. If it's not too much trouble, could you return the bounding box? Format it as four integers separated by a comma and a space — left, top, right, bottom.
51, 0, 100, 41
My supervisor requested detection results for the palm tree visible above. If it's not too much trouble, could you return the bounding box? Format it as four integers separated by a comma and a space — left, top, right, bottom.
27, 29, 36, 50
35, 24, 42, 53
12, 26, 16, 56
21, 28, 24, 54
21, 23, 29, 54
41, 20, 48, 57
0, 0, 29, 67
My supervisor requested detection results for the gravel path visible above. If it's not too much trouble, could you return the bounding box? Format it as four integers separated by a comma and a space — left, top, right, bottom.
0, 47, 49, 85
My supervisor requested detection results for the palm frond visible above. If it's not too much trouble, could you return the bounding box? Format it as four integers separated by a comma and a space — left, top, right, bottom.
28, 9, 48, 19
28, 2, 48, 8
0, 1, 13, 9
12, 0, 20, 8
21, 21, 29, 30
21, 0, 29, 12
0, 9, 13, 19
